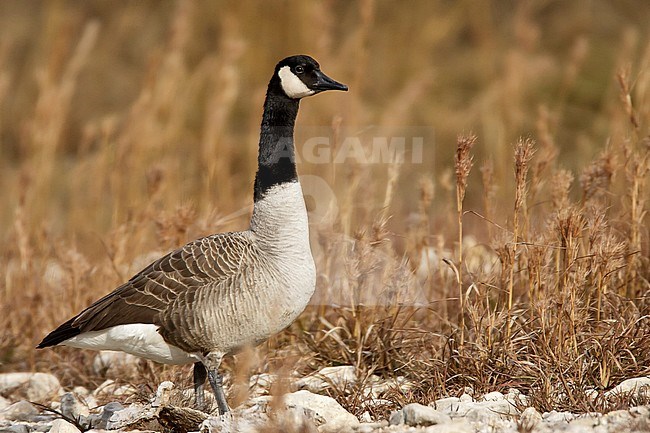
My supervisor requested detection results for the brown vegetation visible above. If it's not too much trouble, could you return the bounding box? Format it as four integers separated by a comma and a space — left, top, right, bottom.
1, 0, 648, 418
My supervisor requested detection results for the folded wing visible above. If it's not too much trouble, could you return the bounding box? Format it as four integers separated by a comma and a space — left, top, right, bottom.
37, 232, 252, 348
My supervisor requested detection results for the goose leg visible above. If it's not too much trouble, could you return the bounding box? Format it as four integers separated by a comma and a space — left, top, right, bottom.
193, 362, 207, 409
207, 369, 230, 414
202, 352, 229, 414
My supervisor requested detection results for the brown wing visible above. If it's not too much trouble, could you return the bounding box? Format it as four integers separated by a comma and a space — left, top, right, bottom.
38, 232, 252, 348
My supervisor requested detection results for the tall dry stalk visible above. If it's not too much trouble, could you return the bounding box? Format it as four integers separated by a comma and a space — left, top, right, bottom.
480, 159, 496, 239
380, 150, 404, 220
454, 134, 476, 347
617, 68, 649, 298
507, 138, 534, 340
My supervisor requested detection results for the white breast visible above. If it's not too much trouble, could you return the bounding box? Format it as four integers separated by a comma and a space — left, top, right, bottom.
250, 181, 316, 332
251, 181, 311, 252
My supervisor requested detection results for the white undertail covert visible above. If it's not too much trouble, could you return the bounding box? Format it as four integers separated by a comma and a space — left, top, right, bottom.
62, 323, 198, 364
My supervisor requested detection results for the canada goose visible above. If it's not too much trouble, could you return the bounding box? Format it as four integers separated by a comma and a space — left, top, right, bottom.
38, 55, 348, 414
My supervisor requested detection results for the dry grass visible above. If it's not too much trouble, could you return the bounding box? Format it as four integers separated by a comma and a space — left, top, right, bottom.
1, 0, 649, 418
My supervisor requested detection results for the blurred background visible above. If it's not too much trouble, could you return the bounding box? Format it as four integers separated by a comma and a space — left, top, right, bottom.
1, 1, 647, 238
0, 0, 648, 409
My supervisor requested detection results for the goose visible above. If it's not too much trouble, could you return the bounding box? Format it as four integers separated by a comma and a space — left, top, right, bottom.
37, 55, 348, 414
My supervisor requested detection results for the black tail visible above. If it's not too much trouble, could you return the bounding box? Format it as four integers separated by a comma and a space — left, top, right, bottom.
37, 318, 81, 348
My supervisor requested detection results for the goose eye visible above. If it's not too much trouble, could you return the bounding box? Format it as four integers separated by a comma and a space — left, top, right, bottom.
295, 65, 304, 74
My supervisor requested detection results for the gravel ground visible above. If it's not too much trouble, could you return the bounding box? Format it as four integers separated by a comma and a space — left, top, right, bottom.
1, 357, 649, 433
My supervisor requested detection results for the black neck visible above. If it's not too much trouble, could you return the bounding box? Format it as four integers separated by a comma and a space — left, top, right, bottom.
253, 89, 300, 202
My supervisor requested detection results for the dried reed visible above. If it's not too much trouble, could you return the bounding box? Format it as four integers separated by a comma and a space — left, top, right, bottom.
0, 1, 648, 419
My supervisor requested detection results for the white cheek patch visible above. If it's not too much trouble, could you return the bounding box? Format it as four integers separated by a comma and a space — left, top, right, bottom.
278, 66, 315, 99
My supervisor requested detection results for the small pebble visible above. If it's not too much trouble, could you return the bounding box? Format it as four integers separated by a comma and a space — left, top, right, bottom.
49, 419, 82, 433
0, 425, 30, 433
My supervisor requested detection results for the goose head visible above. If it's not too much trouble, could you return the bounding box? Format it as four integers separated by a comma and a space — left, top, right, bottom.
274, 55, 348, 99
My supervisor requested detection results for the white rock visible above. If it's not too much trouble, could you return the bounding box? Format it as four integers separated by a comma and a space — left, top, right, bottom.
60, 392, 90, 420
542, 410, 577, 423
519, 406, 542, 429
200, 411, 267, 433
431, 394, 519, 423
201, 400, 314, 433
240, 395, 323, 430
481, 391, 504, 401
29, 372, 62, 401
295, 366, 357, 393
106, 403, 151, 430
92, 350, 140, 376
275, 405, 322, 432
355, 421, 388, 433
151, 381, 175, 407
605, 376, 650, 400
0, 372, 61, 401
249, 373, 276, 396
610, 405, 649, 429
459, 393, 473, 403
0, 400, 38, 421
388, 409, 404, 425
568, 414, 600, 429
1, 424, 30, 433
282, 390, 359, 432
505, 388, 528, 406
601, 408, 639, 426
393, 403, 452, 427
463, 400, 519, 423
630, 405, 650, 416
88, 401, 125, 429
49, 419, 82, 433
72, 386, 90, 396
430, 396, 461, 413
